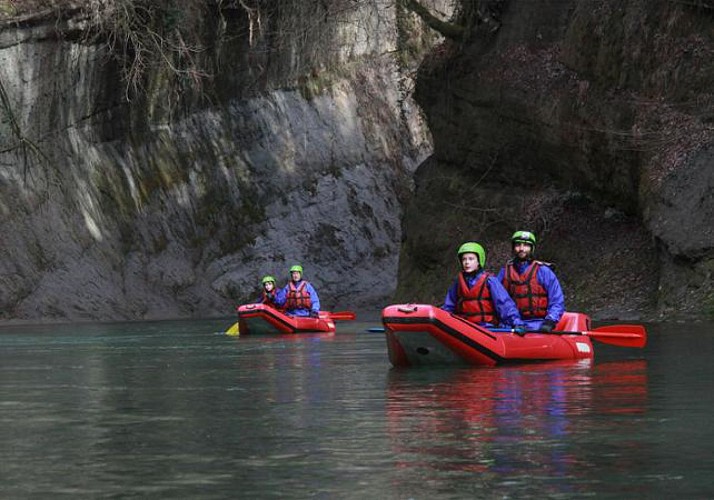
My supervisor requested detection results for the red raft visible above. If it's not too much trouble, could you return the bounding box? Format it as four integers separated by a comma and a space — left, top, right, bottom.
237, 303, 343, 334
382, 304, 595, 367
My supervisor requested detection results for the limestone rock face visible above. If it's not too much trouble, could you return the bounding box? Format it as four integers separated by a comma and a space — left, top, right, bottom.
3, 0, 710, 322
398, 0, 713, 319
0, 2, 445, 320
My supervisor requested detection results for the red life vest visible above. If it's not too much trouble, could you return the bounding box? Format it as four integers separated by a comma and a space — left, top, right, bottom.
285, 281, 312, 310
501, 260, 549, 319
455, 272, 497, 324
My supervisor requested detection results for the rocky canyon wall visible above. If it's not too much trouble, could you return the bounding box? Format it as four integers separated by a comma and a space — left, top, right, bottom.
0, 1, 448, 320
398, 0, 714, 320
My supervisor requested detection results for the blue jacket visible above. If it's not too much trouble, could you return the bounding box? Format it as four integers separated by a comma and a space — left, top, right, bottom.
441, 271, 524, 328
275, 280, 320, 317
497, 261, 565, 330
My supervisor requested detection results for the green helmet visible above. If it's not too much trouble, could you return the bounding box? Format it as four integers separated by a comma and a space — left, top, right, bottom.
261, 275, 276, 285
289, 265, 303, 274
457, 242, 486, 267
512, 230, 536, 249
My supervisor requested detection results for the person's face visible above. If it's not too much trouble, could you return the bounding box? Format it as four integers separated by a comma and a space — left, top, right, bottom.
513, 242, 533, 261
461, 253, 480, 273
264, 282, 275, 292
291, 271, 302, 282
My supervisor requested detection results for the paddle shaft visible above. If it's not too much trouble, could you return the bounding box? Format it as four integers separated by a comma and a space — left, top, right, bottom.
481, 324, 646, 348
327, 311, 356, 321
533, 324, 646, 348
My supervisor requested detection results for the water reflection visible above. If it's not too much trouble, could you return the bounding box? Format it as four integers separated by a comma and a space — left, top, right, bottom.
252, 334, 338, 405
386, 360, 648, 489
3, 319, 714, 497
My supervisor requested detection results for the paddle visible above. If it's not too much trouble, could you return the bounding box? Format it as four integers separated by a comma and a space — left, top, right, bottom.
563, 324, 647, 348
326, 311, 356, 321
465, 325, 647, 348
520, 324, 646, 348
226, 322, 240, 336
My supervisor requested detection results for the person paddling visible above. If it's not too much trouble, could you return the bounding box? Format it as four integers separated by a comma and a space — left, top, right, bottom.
441, 242, 525, 332
256, 275, 282, 309
497, 230, 565, 332
275, 265, 321, 317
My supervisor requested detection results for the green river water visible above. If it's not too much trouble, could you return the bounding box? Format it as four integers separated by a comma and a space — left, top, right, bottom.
0, 316, 712, 498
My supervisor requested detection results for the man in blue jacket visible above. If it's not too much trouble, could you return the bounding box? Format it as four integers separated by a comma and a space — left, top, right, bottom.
497, 231, 565, 332
442, 242, 525, 332
275, 265, 321, 317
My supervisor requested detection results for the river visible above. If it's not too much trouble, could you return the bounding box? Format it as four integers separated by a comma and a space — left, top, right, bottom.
0, 316, 712, 498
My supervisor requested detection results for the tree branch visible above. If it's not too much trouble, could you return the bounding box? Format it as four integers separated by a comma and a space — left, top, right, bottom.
401, 0, 465, 40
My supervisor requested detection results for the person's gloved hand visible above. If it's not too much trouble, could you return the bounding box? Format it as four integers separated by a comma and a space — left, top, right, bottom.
512, 326, 526, 337
310, 310, 320, 318
540, 319, 557, 333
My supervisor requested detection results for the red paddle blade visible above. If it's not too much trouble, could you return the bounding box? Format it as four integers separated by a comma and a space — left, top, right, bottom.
587, 324, 647, 348
328, 311, 356, 321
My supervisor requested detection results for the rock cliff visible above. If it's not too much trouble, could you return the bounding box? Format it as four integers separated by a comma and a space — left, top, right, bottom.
2, 0, 711, 322
397, 0, 713, 320
0, 1, 445, 320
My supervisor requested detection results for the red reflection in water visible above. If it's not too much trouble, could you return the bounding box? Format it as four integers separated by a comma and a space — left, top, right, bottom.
256, 332, 337, 342
386, 359, 648, 479
591, 360, 648, 415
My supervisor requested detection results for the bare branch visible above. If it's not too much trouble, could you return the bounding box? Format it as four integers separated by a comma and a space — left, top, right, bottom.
400, 0, 465, 40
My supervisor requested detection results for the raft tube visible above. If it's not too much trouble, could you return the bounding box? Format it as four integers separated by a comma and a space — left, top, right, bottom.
237, 303, 336, 334
382, 304, 594, 367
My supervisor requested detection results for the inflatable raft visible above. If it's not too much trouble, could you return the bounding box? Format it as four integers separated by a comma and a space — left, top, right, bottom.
236, 303, 356, 334
382, 304, 596, 367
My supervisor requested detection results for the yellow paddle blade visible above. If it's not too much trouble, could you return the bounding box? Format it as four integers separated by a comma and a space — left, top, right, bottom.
226, 322, 240, 336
